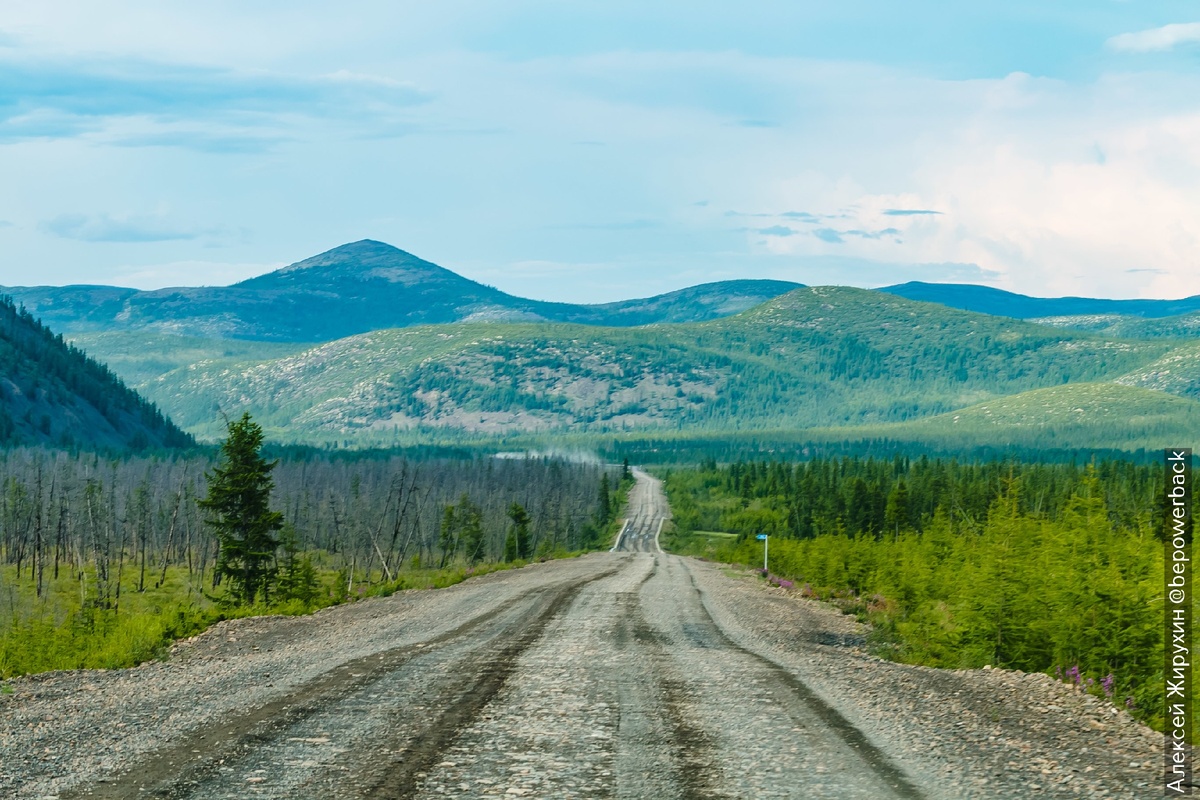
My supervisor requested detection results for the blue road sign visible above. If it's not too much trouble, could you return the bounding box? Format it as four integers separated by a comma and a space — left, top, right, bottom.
756, 534, 768, 540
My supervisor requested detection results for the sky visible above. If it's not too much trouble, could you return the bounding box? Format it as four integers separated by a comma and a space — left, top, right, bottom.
0, 2, 1199, 303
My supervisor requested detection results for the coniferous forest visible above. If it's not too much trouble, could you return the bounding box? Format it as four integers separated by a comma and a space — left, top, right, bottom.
0, 297, 191, 451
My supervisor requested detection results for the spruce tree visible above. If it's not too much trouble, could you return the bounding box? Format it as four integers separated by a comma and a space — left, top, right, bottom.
277, 524, 321, 606
507, 502, 531, 561
198, 413, 283, 604
438, 503, 459, 568
598, 473, 612, 523
459, 496, 485, 563
885, 479, 910, 534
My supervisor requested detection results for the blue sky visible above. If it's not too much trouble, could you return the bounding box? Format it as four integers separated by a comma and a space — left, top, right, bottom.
0, 2, 1198, 302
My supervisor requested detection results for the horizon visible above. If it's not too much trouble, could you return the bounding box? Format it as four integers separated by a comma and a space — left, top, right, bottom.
1, 4, 1199, 302
6, 237, 1200, 304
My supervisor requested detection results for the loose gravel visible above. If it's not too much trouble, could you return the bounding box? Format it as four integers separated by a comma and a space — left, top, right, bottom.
0, 546, 1162, 799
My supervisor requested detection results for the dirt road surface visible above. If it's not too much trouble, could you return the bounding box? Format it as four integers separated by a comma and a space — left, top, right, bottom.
611, 468, 668, 554
1, 472, 1159, 799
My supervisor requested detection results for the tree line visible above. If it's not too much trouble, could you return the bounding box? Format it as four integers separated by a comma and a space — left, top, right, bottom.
666, 454, 1169, 540
0, 431, 620, 614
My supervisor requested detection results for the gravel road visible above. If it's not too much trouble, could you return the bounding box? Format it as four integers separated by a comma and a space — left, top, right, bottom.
611, 468, 668, 554
0, 474, 1160, 799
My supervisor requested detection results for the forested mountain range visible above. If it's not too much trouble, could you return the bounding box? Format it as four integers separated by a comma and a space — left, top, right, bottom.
0, 297, 192, 450
11, 238, 1200, 455
15, 238, 1199, 346
2, 240, 801, 342
880, 281, 1200, 338
84, 286, 1196, 448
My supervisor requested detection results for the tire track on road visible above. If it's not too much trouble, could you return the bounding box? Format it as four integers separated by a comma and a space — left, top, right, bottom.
611, 558, 719, 799
669, 557, 926, 799
64, 566, 621, 800
620, 608, 727, 799
616, 468, 667, 554
359, 566, 619, 799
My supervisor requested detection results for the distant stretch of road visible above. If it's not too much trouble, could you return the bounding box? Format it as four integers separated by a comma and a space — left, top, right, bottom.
611, 468, 670, 553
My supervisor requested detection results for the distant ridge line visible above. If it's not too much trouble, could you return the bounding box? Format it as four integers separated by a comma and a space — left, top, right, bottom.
879, 281, 1200, 320
0, 240, 805, 342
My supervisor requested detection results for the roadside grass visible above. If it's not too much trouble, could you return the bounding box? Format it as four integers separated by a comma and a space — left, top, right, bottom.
659, 525, 737, 560
2, 564, 232, 679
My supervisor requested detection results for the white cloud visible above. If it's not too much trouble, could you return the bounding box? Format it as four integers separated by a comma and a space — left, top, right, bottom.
42, 212, 200, 243
721, 68, 1200, 299
1107, 22, 1200, 53
914, 136, 1200, 299
39, 211, 248, 245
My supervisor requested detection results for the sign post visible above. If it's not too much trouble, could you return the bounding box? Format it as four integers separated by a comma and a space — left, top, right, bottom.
756, 533, 768, 572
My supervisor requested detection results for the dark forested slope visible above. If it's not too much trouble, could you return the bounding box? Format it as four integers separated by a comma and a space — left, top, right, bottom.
0, 297, 192, 450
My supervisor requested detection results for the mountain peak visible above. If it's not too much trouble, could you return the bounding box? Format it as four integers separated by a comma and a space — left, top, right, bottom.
298, 239, 407, 261
239, 240, 463, 287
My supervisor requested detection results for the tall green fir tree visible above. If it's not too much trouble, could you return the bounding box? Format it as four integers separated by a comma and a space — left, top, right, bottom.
598, 473, 612, 524
506, 502, 532, 562
885, 479, 910, 534
198, 413, 284, 604
276, 524, 321, 606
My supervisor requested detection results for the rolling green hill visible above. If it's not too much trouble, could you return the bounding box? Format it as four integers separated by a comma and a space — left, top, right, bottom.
582, 381, 1200, 464
114, 287, 1176, 446
66, 332, 313, 388
802, 382, 1200, 452
24, 242, 1200, 458
4, 240, 802, 342
0, 298, 193, 450
1030, 312, 1200, 339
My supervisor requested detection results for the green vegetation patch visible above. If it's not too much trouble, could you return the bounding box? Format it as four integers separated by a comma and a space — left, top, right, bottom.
660, 455, 1179, 732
